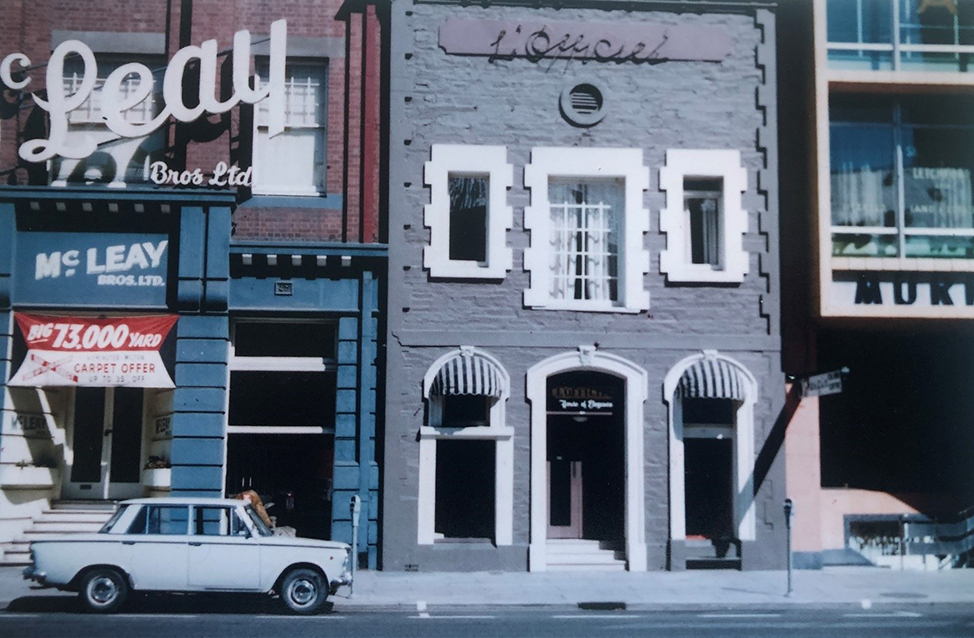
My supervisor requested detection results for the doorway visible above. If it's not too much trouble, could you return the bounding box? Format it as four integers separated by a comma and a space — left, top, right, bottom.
545, 371, 624, 543
62, 387, 145, 500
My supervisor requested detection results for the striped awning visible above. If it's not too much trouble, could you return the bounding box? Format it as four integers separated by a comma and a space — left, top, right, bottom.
677, 358, 746, 401
429, 353, 504, 398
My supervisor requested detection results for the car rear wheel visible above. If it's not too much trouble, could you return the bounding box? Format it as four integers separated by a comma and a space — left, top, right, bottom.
279, 567, 327, 615
79, 568, 129, 614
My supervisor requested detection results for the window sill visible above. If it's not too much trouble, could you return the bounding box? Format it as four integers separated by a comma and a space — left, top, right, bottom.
419, 426, 514, 440
524, 300, 642, 314
662, 263, 746, 284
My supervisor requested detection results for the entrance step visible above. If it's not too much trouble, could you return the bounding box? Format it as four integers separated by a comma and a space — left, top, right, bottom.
547, 539, 627, 571
1, 501, 116, 566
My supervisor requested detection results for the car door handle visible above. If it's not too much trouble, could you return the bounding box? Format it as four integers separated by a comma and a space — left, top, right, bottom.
189, 542, 202, 546
122, 541, 135, 546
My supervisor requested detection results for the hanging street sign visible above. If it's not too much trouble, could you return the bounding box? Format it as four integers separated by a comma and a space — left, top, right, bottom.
800, 368, 849, 398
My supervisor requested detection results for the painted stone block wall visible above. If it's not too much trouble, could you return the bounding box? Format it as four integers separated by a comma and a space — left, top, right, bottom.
383, 0, 785, 571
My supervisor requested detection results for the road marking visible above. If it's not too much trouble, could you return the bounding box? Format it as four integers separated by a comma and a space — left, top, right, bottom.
844, 611, 922, 618
416, 600, 430, 619
409, 615, 496, 619
698, 613, 782, 618
551, 614, 642, 619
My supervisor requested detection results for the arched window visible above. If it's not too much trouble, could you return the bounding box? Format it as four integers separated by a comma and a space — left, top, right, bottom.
664, 351, 758, 551
417, 347, 513, 546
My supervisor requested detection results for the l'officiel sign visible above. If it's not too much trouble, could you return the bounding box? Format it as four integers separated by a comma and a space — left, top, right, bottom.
0, 20, 288, 163
439, 18, 732, 63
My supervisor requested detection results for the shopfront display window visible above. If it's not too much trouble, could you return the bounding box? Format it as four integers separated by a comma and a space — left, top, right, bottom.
830, 95, 974, 259
827, 0, 974, 72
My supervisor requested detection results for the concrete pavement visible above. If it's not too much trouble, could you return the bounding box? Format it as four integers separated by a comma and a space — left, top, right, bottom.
4, 565, 974, 610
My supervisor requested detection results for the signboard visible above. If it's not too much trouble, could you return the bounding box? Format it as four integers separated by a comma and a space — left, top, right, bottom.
800, 369, 847, 398
153, 415, 173, 439
8, 313, 178, 388
1, 21, 288, 163
15, 232, 169, 307
4, 412, 51, 438
439, 18, 732, 63
547, 384, 615, 416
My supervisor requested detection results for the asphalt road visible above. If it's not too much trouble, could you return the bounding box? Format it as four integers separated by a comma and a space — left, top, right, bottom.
1, 596, 973, 638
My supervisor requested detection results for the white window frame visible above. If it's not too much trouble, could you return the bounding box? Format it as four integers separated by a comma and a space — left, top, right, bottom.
227, 320, 336, 435
417, 347, 513, 546
252, 59, 327, 196
659, 149, 749, 283
423, 145, 513, 279
524, 147, 650, 312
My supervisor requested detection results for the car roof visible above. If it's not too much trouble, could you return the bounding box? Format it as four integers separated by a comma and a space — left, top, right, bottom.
120, 497, 248, 507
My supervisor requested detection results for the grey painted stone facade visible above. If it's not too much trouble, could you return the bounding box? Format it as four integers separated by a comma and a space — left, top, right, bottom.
382, 0, 785, 571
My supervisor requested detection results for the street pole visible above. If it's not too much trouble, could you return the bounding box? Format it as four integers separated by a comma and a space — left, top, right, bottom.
784, 498, 794, 597
350, 495, 361, 596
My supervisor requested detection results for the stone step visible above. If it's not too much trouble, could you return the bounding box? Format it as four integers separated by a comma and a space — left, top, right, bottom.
0, 542, 31, 567
37, 511, 113, 524
548, 551, 627, 565
547, 562, 628, 572
51, 500, 117, 511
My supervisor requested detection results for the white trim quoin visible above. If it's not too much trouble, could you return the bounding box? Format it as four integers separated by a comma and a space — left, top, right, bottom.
526, 347, 647, 572
524, 147, 650, 312
424, 144, 514, 279
417, 347, 513, 546
663, 351, 758, 543
659, 149, 749, 283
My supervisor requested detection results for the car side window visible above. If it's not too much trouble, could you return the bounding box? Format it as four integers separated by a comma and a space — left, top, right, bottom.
193, 507, 248, 537
127, 505, 189, 535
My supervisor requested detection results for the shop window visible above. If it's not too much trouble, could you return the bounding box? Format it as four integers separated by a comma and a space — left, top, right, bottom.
660, 149, 749, 283
424, 145, 513, 279
434, 440, 495, 540
227, 321, 337, 540
418, 347, 514, 545
228, 321, 337, 433
826, 0, 974, 72
830, 94, 974, 260
253, 60, 327, 195
51, 55, 165, 186
524, 147, 650, 312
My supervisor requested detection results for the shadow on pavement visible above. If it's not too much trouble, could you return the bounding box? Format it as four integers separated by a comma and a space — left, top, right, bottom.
4, 594, 336, 615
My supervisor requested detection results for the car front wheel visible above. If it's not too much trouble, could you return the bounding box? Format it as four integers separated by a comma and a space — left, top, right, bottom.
279, 567, 327, 615
79, 568, 129, 613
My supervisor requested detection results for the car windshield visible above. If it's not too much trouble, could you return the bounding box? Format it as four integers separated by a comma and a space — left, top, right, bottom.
99, 506, 127, 533
245, 505, 273, 536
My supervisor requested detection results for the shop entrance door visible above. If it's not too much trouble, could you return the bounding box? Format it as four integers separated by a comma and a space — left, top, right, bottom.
547, 459, 583, 538
63, 388, 144, 500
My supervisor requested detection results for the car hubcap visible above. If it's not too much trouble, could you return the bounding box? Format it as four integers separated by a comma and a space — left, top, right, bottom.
90, 577, 117, 604
290, 578, 316, 606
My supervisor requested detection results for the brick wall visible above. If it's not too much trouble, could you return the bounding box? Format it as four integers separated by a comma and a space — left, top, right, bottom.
0, 0, 380, 245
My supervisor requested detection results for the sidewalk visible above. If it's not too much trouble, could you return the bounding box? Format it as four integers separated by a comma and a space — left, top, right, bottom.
4, 565, 974, 610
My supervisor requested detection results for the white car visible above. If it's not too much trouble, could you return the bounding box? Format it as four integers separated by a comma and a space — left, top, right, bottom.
22, 497, 352, 614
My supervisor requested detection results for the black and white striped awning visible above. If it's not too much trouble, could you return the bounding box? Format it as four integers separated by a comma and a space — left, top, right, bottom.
677, 358, 746, 401
429, 353, 504, 398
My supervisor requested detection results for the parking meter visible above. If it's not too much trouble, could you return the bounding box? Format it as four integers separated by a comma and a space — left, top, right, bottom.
784, 499, 794, 595
349, 495, 361, 594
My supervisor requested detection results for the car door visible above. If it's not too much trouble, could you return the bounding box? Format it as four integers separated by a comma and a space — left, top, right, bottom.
187, 505, 261, 591
122, 504, 191, 591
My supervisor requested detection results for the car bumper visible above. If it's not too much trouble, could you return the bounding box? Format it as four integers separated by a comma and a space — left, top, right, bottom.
329, 568, 353, 594
22, 565, 47, 586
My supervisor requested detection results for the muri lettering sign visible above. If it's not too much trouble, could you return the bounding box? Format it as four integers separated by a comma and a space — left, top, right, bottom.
834, 272, 974, 308
0, 20, 288, 162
